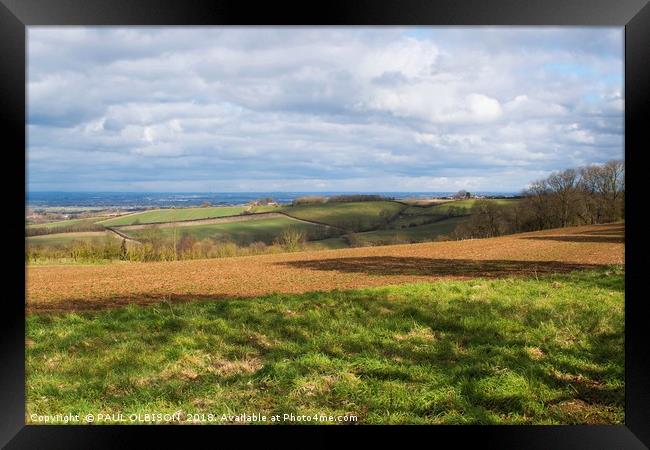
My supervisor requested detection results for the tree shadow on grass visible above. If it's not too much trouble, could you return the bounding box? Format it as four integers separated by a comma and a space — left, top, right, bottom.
338, 294, 624, 423
27, 272, 624, 424
277, 257, 605, 277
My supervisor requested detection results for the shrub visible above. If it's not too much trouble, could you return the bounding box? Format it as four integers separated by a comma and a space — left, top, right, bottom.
277, 227, 305, 251
386, 233, 409, 245
327, 194, 392, 203
215, 242, 238, 258
292, 196, 327, 206
26, 222, 106, 237
343, 233, 362, 247
248, 241, 267, 254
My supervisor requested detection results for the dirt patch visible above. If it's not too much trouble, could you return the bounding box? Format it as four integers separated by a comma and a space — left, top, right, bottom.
211, 357, 263, 377
525, 346, 545, 360
552, 399, 618, 424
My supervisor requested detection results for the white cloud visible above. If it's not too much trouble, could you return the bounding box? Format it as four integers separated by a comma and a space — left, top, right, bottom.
27, 27, 624, 192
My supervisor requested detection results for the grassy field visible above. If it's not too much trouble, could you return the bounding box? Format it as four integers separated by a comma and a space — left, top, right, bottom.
352, 216, 468, 246
26, 266, 624, 425
99, 205, 278, 227
125, 216, 332, 245
27, 231, 121, 246
27, 217, 108, 229
282, 201, 405, 232
387, 214, 450, 229
403, 198, 518, 216
312, 217, 467, 249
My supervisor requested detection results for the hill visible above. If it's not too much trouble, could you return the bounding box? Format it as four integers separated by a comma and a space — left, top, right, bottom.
98, 205, 278, 227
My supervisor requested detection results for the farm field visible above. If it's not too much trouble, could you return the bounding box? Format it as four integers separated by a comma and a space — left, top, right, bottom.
281, 201, 405, 232
313, 216, 467, 249
98, 205, 278, 227
26, 223, 624, 311
125, 216, 334, 245
27, 231, 121, 246
24, 222, 625, 425
27, 217, 108, 229
387, 213, 449, 229
352, 216, 469, 245
403, 198, 519, 216
26, 266, 624, 424
26, 199, 521, 264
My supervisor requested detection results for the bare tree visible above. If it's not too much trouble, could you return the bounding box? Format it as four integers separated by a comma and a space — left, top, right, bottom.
452, 159, 624, 239
453, 190, 468, 200
546, 168, 579, 227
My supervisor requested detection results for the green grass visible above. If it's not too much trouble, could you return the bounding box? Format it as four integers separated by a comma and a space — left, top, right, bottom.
27, 231, 121, 246
125, 217, 332, 245
27, 217, 108, 229
351, 216, 468, 245
387, 214, 449, 229
404, 198, 519, 216
98, 205, 278, 227
26, 267, 624, 425
282, 201, 405, 232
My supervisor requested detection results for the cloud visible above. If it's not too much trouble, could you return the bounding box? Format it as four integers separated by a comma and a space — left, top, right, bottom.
27, 27, 624, 192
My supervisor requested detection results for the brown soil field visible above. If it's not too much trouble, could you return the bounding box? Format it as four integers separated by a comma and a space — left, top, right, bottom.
26, 223, 624, 312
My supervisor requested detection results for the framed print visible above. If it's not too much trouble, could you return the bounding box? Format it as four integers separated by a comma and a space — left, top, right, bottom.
1, 0, 649, 447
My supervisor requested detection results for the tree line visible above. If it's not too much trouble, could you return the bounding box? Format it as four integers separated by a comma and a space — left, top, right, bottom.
451, 160, 624, 239
26, 221, 106, 237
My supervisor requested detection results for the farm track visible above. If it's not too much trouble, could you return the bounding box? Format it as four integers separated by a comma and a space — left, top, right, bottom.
26, 223, 624, 313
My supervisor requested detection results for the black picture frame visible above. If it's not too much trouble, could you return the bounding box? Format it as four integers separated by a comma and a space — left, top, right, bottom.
1, 0, 648, 447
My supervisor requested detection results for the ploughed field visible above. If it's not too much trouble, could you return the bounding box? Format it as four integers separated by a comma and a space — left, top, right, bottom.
26, 223, 624, 312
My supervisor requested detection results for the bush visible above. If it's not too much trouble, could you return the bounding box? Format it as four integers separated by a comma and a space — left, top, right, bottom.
386, 233, 409, 245
217, 242, 239, 258
327, 194, 392, 203
28, 226, 340, 264
277, 227, 305, 251
248, 241, 267, 254
292, 196, 327, 206
343, 233, 362, 247
26, 222, 106, 237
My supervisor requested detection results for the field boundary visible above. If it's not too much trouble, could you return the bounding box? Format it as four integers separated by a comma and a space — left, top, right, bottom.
275, 211, 351, 232
105, 227, 142, 244
96, 209, 151, 225
112, 211, 346, 233
107, 209, 274, 228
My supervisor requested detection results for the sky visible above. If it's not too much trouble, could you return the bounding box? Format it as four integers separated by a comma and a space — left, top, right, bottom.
27, 27, 624, 193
